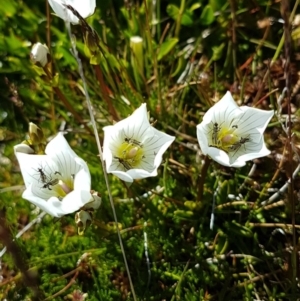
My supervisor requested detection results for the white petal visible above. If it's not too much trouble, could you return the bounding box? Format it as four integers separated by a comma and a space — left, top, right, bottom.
206, 147, 246, 167
48, 0, 95, 24
196, 123, 210, 155
112, 103, 151, 142
14, 144, 34, 154
23, 186, 65, 217
48, 0, 79, 24
73, 168, 91, 191
48, 146, 85, 184
45, 132, 78, 159
237, 144, 271, 162
203, 91, 240, 124
236, 107, 274, 135
103, 125, 119, 165
23, 188, 93, 217
71, 0, 95, 19
14, 153, 59, 188
127, 168, 158, 179
31, 43, 49, 67
55, 190, 93, 216
110, 170, 134, 182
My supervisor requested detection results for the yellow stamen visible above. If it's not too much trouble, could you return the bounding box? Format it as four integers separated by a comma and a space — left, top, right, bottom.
116, 142, 144, 169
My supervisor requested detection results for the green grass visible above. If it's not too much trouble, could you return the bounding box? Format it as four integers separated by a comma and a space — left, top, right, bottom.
1, 0, 300, 300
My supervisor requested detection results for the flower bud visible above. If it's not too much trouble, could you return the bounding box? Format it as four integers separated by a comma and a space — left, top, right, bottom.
30, 43, 50, 67
130, 36, 144, 78
29, 122, 44, 144
75, 210, 92, 235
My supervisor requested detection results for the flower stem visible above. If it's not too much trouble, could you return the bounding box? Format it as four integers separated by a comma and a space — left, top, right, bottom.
45, 0, 56, 133
65, 22, 137, 301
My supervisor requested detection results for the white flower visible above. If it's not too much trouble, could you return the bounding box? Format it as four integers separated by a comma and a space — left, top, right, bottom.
30, 43, 50, 67
103, 104, 175, 182
48, 0, 96, 24
196, 91, 274, 167
14, 132, 100, 217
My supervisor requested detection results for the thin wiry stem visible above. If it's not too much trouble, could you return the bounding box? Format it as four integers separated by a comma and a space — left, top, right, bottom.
46, 0, 56, 132
143, 221, 151, 293
281, 1, 297, 297
64, 21, 137, 301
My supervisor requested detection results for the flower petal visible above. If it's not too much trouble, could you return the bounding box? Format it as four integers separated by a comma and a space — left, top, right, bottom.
71, 0, 95, 19
206, 147, 246, 167
48, 0, 95, 24
55, 190, 93, 216
110, 170, 134, 182
73, 167, 91, 191
23, 185, 65, 217
48, 0, 78, 24
45, 132, 78, 159
14, 152, 59, 188
236, 107, 274, 135
23, 187, 93, 217
196, 123, 210, 155
203, 91, 240, 124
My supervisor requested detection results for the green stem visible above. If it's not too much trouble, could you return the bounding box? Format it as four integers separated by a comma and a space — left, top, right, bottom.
175, 0, 185, 38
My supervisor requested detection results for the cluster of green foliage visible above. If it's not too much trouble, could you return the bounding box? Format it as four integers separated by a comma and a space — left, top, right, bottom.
1, 0, 300, 300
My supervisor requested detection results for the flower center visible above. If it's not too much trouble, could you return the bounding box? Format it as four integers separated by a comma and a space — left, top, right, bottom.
218, 127, 239, 152
115, 142, 144, 170
209, 123, 242, 153
41, 173, 74, 198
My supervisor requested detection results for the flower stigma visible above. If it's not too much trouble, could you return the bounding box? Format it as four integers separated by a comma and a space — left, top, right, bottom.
115, 140, 145, 170
209, 122, 246, 153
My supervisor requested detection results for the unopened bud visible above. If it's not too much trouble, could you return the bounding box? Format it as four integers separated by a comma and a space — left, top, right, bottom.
75, 210, 92, 235
29, 122, 44, 144
294, 14, 300, 27
130, 36, 144, 78
30, 43, 50, 67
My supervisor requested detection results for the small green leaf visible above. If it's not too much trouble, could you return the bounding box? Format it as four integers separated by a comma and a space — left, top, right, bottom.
166, 4, 179, 20
200, 4, 215, 26
157, 38, 178, 61
171, 56, 184, 77
181, 11, 193, 26
212, 43, 225, 61
209, 0, 226, 11
166, 4, 193, 26
190, 3, 201, 11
